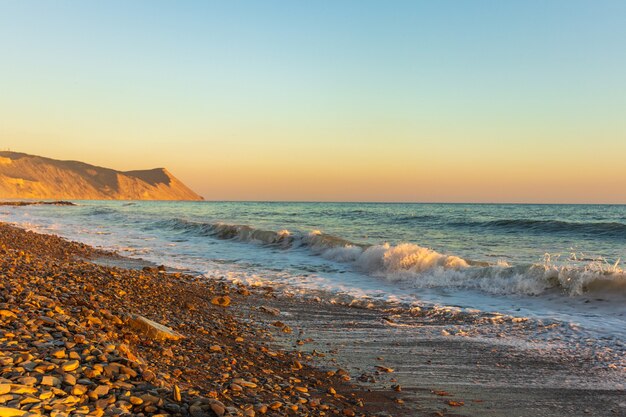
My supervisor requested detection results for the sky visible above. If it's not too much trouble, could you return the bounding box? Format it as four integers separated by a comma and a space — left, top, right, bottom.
1, 1, 625, 203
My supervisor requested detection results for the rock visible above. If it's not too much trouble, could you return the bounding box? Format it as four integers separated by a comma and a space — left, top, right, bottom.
232, 378, 256, 388
72, 385, 88, 395
61, 360, 80, 372
0, 310, 17, 319
269, 402, 282, 410
209, 400, 226, 416
189, 404, 208, 417
17, 377, 36, 386
127, 314, 184, 341
259, 306, 280, 316
173, 384, 181, 402
164, 403, 182, 413
0, 407, 26, 417
211, 296, 231, 308
41, 376, 61, 386
63, 374, 76, 386
51, 349, 66, 359
91, 385, 110, 397
9, 386, 37, 395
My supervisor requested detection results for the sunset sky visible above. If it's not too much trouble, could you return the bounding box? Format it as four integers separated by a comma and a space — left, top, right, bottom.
1, 1, 625, 203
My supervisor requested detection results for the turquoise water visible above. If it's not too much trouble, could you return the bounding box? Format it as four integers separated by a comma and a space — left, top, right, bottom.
2, 201, 625, 342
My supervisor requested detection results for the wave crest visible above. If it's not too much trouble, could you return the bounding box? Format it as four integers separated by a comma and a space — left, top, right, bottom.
154, 218, 626, 297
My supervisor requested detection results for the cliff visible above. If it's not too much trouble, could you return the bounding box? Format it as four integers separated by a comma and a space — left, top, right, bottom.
0, 151, 203, 201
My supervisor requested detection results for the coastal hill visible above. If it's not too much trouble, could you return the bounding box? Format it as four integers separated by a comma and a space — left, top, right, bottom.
0, 151, 203, 200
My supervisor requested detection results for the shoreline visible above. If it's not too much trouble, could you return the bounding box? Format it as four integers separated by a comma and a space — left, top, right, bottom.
0, 222, 405, 417
0, 222, 624, 417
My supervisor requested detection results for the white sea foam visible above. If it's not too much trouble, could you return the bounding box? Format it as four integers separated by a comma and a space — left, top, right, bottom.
156, 219, 626, 297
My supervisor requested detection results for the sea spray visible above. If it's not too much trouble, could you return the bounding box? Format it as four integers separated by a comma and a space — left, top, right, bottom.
152, 218, 626, 296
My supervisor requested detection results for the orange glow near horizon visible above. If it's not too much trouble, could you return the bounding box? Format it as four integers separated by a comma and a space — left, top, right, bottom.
5, 128, 625, 204
2, 2, 625, 204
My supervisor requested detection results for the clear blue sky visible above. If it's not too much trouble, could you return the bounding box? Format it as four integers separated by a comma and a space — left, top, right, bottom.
1, 1, 625, 202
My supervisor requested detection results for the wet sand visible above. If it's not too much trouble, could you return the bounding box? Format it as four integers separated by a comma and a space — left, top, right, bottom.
1, 221, 624, 417
239, 297, 625, 417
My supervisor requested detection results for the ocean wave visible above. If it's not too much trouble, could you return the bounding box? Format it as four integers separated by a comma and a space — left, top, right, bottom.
315, 242, 625, 296
454, 218, 626, 239
154, 219, 626, 297
81, 207, 118, 216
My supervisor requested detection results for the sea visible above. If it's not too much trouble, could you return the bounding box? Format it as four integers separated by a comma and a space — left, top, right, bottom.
2, 201, 625, 373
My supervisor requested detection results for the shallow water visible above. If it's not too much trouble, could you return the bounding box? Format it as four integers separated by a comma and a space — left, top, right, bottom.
1, 201, 625, 350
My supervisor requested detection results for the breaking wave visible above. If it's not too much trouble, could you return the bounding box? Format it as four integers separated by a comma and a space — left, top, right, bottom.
155, 219, 626, 297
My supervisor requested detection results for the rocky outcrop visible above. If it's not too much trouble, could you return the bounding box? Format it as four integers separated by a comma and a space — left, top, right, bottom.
0, 152, 203, 200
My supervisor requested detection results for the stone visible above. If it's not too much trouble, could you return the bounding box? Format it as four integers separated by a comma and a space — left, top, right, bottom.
209, 400, 226, 416
211, 296, 231, 307
127, 314, 184, 341
91, 385, 110, 397
72, 385, 88, 396
41, 376, 61, 387
61, 360, 80, 372
0, 310, 17, 319
10, 385, 37, 395
17, 377, 37, 386
0, 407, 27, 417
51, 349, 66, 359
63, 374, 76, 386
269, 402, 282, 410
189, 405, 207, 417
259, 306, 280, 316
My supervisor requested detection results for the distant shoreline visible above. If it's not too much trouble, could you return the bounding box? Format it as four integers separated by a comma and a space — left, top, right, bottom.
3, 198, 625, 206
0, 200, 76, 206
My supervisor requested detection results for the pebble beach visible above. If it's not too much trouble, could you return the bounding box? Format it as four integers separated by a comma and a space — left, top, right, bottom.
0, 222, 404, 417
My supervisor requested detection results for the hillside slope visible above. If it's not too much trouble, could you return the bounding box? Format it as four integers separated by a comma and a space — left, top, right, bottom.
0, 151, 203, 200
